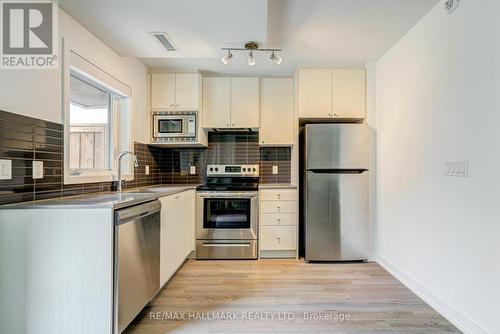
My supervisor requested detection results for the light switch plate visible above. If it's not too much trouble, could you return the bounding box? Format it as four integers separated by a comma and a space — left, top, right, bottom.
145, 165, 150, 175
445, 160, 468, 177
272, 165, 279, 175
190, 165, 196, 175
32, 161, 43, 179
0, 159, 12, 180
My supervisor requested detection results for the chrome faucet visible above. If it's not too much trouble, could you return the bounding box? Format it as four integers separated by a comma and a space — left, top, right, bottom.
117, 151, 139, 192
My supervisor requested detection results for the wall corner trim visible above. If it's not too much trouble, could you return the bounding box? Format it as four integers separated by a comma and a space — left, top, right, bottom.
375, 254, 489, 334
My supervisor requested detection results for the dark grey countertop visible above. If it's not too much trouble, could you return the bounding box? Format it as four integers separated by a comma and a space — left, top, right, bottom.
0, 184, 199, 210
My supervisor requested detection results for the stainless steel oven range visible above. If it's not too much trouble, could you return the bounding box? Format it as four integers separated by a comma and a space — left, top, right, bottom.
196, 164, 259, 259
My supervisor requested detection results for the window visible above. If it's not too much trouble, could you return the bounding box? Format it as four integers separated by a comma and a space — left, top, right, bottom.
64, 51, 131, 184
69, 74, 113, 171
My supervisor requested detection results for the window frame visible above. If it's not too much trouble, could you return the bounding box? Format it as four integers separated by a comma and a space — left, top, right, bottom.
62, 41, 133, 185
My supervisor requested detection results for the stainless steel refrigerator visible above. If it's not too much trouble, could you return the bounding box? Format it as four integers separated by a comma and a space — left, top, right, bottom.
303, 123, 369, 261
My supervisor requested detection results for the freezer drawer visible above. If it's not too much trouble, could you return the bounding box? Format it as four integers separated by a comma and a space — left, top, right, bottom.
305, 124, 368, 170
305, 171, 368, 261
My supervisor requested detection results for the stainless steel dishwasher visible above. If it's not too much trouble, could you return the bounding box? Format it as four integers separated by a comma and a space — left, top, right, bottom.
114, 200, 161, 334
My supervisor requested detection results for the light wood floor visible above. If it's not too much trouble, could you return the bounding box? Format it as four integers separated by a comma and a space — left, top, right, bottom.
125, 259, 460, 334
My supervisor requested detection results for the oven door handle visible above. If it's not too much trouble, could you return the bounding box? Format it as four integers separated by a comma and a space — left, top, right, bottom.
202, 242, 252, 247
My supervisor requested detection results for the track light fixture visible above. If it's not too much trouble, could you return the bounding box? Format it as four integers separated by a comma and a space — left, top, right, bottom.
221, 41, 282, 66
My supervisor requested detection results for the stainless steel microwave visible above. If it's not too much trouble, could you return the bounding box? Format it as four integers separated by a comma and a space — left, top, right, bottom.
152, 111, 196, 142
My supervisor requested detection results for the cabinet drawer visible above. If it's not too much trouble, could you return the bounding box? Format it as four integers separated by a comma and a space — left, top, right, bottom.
261, 226, 296, 251
260, 213, 296, 226
260, 189, 297, 201
260, 200, 296, 214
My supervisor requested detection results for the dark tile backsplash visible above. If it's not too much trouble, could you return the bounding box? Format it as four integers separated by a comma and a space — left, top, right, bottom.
260, 147, 292, 184
0, 110, 63, 205
0, 110, 292, 205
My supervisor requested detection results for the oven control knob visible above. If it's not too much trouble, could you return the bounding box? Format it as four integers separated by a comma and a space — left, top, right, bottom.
209, 167, 214, 172
252, 168, 256, 172
242, 168, 246, 172
215, 167, 219, 172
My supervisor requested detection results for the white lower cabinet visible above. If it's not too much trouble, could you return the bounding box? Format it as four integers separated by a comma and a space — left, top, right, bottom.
260, 200, 296, 214
261, 226, 297, 251
160, 189, 195, 287
259, 188, 298, 258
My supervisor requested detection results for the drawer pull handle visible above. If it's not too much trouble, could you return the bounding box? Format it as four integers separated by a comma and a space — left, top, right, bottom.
276, 236, 281, 244
277, 218, 281, 225
277, 194, 281, 199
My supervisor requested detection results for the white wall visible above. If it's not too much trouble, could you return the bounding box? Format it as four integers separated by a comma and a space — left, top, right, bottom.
0, 9, 149, 143
375, 1, 500, 333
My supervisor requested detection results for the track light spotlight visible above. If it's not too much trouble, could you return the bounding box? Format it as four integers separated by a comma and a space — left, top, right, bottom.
270, 51, 282, 64
220, 50, 233, 64
248, 51, 256, 66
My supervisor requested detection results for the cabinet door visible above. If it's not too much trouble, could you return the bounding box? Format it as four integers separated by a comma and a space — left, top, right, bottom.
151, 73, 175, 109
202, 77, 231, 128
230, 78, 259, 128
260, 189, 297, 201
298, 69, 332, 118
332, 69, 366, 119
261, 226, 296, 250
260, 213, 297, 226
159, 195, 175, 286
260, 201, 297, 214
184, 190, 195, 253
175, 74, 199, 109
260, 78, 294, 145
175, 190, 195, 262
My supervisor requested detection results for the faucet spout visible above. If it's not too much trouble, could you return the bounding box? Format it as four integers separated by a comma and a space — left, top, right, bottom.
117, 151, 138, 192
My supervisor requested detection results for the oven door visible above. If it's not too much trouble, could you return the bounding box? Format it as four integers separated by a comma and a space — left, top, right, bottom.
196, 192, 258, 240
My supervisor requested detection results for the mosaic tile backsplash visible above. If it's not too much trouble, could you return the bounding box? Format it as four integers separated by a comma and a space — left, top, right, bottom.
0, 110, 291, 205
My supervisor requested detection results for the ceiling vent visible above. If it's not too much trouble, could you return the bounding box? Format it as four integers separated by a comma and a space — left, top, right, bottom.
150, 32, 177, 51
445, 0, 460, 14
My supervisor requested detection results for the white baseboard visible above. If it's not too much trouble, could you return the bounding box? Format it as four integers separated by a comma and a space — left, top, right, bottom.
375, 254, 489, 334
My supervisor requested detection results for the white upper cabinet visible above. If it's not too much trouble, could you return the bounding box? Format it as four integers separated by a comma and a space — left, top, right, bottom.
174, 74, 199, 109
230, 78, 259, 128
151, 73, 199, 110
151, 73, 175, 109
202, 77, 231, 128
298, 69, 332, 118
260, 78, 294, 146
332, 69, 366, 119
203, 77, 259, 128
297, 68, 366, 119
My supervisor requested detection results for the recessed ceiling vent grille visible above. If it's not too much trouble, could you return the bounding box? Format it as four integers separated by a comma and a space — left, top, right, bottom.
150, 32, 177, 51
445, 0, 460, 14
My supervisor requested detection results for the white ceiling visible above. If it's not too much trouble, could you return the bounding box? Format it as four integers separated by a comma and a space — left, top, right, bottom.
59, 0, 439, 75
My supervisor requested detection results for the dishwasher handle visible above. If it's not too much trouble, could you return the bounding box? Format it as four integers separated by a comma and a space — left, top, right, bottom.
115, 200, 162, 224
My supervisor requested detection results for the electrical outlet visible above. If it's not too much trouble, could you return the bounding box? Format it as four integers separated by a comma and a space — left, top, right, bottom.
0, 159, 12, 180
445, 160, 468, 177
190, 165, 196, 175
145, 165, 150, 175
32, 161, 43, 179
272, 165, 279, 175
